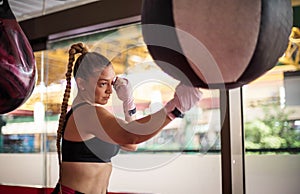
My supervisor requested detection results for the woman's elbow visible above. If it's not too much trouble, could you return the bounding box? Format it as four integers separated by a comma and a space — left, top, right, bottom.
121, 144, 138, 152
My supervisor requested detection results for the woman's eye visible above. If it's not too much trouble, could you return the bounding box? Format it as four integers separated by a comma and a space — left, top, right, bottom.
98, 82, 107, 87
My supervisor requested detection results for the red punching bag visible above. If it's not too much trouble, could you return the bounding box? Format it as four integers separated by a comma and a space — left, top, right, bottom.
0, 0, 36, 113
141, 0, 293, 89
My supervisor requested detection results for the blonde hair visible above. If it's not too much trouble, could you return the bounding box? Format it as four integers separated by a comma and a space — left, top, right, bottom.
56, 43, 88, 184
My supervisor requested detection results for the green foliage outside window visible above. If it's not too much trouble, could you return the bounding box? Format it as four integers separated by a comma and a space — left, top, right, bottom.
244, 104, 300, 151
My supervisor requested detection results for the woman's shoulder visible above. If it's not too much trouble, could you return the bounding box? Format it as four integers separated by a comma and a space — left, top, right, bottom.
76, 104, 116, 125
72, 102, 108, 113
69, 103, 111, 125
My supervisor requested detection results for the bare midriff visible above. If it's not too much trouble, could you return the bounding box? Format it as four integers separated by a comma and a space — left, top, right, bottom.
61, 162, 112, 194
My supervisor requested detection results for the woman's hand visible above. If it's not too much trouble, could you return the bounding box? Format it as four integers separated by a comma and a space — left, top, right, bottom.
113, 77, 136, 121
165, 82, 202, 120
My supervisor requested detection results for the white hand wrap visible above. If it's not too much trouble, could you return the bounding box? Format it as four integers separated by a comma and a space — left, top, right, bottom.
164, 83, 202, 120
113, 77, 136, 120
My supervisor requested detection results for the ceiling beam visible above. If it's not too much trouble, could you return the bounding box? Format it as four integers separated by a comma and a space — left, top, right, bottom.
19, 0, 142, 51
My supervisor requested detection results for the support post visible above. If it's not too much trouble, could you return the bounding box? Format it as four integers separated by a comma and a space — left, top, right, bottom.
220, 88, 246, 194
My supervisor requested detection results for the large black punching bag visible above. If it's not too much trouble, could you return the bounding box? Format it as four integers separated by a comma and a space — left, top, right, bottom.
141, 0, 293, 89
0, 0, 36, 113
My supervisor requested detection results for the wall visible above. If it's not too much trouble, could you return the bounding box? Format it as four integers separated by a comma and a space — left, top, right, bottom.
0, 154, 300, 194
109, 154, 221, 194
245, 155, 300, 194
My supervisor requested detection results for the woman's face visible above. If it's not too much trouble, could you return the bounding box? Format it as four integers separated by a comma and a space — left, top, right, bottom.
82, 65, 116, 105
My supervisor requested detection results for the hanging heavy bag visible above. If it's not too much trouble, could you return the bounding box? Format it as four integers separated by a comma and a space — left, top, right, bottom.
0, 0, 36, 113
141, 0, 293, 89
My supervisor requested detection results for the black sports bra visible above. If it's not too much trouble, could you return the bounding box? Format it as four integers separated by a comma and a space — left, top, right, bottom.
62, 102, 120, 163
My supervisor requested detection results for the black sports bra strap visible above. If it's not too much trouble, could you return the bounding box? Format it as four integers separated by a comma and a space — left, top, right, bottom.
72, 101, 90, 111
62, 102, 90, 134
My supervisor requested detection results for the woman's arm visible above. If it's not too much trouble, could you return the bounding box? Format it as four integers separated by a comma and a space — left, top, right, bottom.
74, 82, 201, 145
120, 144, 138, 151
96, 76, 172, 145
93, 106, 172, 145
120, 111, 138, 151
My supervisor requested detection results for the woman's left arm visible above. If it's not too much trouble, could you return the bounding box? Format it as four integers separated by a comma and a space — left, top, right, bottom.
114, 77, 138, 151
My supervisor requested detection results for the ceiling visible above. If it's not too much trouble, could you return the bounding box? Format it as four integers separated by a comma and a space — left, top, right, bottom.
8, 0, 300, 22
9, 0, 100, 21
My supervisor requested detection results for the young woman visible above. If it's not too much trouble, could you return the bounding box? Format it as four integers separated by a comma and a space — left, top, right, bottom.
52, 43, 202, 194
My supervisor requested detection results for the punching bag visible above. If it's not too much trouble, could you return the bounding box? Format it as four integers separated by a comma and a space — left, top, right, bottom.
0, 0, 36, 113
141, 0, 293, 89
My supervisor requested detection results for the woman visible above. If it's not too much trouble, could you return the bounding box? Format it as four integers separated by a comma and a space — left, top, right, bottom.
52, 43, 202, 194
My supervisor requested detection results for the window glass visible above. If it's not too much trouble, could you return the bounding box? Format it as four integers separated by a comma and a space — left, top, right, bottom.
243, 28, 300, 154
0, 23, 221, 154
243, 64, 300, 154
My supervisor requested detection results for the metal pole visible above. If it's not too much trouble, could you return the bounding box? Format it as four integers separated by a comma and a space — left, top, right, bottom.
220, 88, 246, 194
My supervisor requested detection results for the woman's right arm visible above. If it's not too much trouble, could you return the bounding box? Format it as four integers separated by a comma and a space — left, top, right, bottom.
75, 82, 202, 145
94, 106, 172, 144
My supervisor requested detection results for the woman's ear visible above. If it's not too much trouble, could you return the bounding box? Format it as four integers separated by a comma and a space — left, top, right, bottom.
76, 77, 86, 91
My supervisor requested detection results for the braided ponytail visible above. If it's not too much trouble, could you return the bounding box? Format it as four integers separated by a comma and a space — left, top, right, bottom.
56, 43, 88, 185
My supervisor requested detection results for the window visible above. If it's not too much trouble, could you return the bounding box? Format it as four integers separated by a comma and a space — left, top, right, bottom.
243, 64, 300, 154
0, 23, 221, 154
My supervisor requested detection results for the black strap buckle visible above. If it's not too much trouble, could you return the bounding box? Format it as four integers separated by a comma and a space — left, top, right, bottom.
171, 107, 184, 118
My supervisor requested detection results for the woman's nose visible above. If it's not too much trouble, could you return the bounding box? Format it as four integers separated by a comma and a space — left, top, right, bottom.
106, 84, 113, 94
